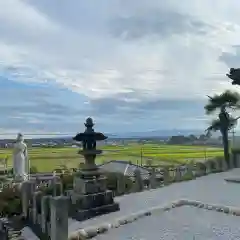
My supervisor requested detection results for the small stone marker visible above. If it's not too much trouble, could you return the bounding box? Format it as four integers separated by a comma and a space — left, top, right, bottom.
133, 169, 144, 192
21, 181, 34, 218
205, 161, 212, 174
222, 158, 228, 171
41, 195, 50, 233
116, 174, 126, 195
149, 168, 157, 189
32, 191, 42, 224
174, 167, 181, 182
50, 196, 69, 240
162, 167, 170, 185
186, 163, 194, 179
229, 154, 234, 169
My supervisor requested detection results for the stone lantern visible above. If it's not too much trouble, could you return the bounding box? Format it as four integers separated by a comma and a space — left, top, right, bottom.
69, 117, 119, 220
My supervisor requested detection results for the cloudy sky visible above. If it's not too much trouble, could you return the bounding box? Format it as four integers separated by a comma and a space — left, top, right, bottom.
1, 0, 240, 137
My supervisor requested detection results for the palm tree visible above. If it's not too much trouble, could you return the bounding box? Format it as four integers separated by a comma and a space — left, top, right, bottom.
226, 68, 240, 85
204, 90, 240, 167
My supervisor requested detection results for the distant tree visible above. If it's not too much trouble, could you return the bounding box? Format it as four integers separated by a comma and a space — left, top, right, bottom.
204, 90, 240, 167
168, 135, 196, 144
168, 135, 186, 144
199, 134, 208, 141
188, 134, 197, 141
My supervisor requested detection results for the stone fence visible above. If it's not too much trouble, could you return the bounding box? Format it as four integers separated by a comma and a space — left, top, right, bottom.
20, 176, 64, 239
111, 155, 232, 196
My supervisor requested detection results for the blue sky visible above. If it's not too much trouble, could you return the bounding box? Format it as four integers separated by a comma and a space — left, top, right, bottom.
1, 0, 240, 137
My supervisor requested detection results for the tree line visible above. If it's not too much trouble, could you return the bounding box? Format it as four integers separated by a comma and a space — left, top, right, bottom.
167, 134, 210, 145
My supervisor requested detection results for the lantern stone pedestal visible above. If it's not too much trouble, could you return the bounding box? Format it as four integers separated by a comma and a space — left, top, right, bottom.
68, 118, 119, 221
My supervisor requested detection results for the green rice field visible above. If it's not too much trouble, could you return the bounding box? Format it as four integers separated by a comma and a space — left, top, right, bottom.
0, 144, 223, 172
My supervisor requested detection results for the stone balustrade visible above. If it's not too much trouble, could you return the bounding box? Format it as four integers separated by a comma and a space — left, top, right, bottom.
112, 156, 230, 195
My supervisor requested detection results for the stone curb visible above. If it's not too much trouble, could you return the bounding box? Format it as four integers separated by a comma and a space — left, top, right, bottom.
225, 177, 240, 183
68, 199, 240, 239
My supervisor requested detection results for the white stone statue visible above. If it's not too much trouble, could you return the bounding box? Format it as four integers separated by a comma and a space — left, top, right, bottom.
13, 133, 29, 181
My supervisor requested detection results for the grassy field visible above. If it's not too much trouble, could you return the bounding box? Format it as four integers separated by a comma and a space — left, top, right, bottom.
0, 144, 223, 172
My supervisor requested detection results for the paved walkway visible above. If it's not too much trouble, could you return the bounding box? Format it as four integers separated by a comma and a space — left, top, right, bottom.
96, 206, 240, 240
69, 168, 240, 234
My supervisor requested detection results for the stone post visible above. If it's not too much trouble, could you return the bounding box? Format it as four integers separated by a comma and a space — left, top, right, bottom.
21, 181, 35, 218
116, 174, 126, 195
32, 191, 42, 224
51, 177, 58, 196
214, 158, 220, 172
229, 155, 234, 169
149, 168, 157, 189
222, 158, 228, 171
174, 167, 181, 182
236, 153, 240, 168
132, 169, 144, 192
232, 153, 237, 168
195, 163, 203, 177
55, 182, 63, 196
162, 167, 170, 185
50, 196, 69, 240
146, 159, 152, 167
186, 164, 194, 179
205, 161, 212, 174
41, 196, 50, 234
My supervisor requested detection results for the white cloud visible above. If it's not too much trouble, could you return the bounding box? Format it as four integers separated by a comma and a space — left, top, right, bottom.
1, 0, 240, 132
0, 0, 56, 32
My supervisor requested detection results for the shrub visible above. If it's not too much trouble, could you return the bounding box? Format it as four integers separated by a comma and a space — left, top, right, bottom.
181, 172, 194, 181
195, 162, 206, 177
60, 174, 74, 191
215, 156, 224, 167
53, 168, 63, 174
0, 187, 21, 217
8, 168, 13, 175
39, 185, 62, 196
232, 148, 240, 154
104, 171, 133, 194
209, 160, 217, 171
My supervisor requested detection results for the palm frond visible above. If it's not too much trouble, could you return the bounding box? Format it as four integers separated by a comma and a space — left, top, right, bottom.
226, 68, 240, 85
204, 90, 240, 114
228, 117, 238, 130
206, 119, 221, 132
206, 116, 239, 134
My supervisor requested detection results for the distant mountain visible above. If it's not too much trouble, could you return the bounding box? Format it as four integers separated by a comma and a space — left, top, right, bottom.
108, 129, 205, 139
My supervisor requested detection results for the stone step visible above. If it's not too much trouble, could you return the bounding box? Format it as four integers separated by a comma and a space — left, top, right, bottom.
225, 177, 240, 183
71, 202, 120, 222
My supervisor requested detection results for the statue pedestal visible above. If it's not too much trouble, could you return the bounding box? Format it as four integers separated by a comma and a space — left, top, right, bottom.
69, 190, 119, 221
68, 173, 119, 221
